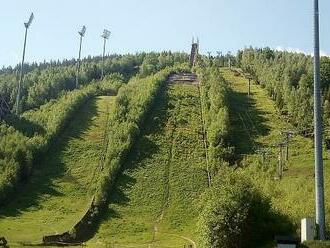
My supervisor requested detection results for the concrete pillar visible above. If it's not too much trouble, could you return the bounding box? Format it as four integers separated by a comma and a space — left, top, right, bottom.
301, 218, 316, 243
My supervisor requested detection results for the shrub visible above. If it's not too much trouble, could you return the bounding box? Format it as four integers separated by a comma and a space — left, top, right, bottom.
197, 170, 289, 248
196, 65, 233, 177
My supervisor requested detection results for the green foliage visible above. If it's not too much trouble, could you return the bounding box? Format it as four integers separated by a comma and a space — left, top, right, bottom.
240, 48, 314, 133
0, 54, 142, 113
197, 170, 289, 248
93, 65, 189, 206
220, 68, 330, 244
301, 241, 330, 248
196, 65, 233, 174
0, 76, 122, 204
320, 57, 330, 89
238, 48, 330, 141
138, 52, 189, 77
91, 80, 207, 247
0, 96, 115, 243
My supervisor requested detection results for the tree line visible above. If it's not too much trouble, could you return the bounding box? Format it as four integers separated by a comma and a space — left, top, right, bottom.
0, 55, 140, 113
237, 47, 330, 147
0, 51, 188, 114
196, 65, 233, 179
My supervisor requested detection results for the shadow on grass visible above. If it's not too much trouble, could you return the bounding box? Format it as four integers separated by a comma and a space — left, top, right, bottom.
228, 89, 270, 161
4, 114, 46, 137
251, 206, 296, 248
0, 97, 99, 217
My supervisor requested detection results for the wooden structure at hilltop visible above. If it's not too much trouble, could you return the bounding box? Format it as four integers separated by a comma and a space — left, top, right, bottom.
190, 38, 199, 67
168, 73, 199, 85
0, 95, 10, 120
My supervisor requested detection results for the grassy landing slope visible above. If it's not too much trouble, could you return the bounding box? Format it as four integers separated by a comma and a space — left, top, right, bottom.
90, 83, 208, 247
222, 68, 330, 235
0, 96, 115, 245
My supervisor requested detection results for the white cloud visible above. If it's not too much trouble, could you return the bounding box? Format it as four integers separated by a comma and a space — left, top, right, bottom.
274, 46, 307, 54
320, 50, 330, 57
275, 46, 330, 58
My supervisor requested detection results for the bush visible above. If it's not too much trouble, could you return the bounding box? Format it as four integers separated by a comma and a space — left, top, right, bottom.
197, 170, 291, 248
196, 65, 233, 177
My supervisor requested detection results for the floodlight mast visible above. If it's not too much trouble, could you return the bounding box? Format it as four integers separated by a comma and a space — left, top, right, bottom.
216, 51, 223, 67
16, 13, 34, 115
101, 29, 111, 79
76, 25, 86, 88
313, 0, 325, 240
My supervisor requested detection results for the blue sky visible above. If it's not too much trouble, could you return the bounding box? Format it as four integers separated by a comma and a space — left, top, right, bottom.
1, 0, 329, 67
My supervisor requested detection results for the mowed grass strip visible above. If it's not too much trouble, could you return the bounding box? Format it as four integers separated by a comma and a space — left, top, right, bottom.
159, 85, 208, 235
90, 84, 208, 248
0, 96, 115, 244
221, 68, 330, 233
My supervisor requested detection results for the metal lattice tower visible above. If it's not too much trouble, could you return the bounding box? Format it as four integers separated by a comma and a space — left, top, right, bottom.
190, 37, 199, 67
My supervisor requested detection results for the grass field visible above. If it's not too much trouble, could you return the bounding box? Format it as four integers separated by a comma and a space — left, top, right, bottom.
89, 83, 208, 247
0, 96, 115, 245
221, 68, 330, 238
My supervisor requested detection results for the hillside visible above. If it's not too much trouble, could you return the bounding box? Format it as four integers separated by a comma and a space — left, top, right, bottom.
0, 95, 115, 245
2, 0, 330, 245
221, 68, 330, 245
0, 61, 330, 248
89, 77, 208, 247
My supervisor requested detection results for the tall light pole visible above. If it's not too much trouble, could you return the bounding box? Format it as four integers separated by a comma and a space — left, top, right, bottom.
76, 25, 86, 88
101, 29, 111, 80
16, 13, 34, 115
228, 52, 232, 69
216, 51, 222, 67
313, 0, 325, 240
207, 51, 212, 65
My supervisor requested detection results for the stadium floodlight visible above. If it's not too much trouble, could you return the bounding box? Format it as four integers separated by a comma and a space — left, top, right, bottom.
16, 12, 34, 115
217, 51, 223, 67
101, 29, 111, 79
101, 29, 111, 39
76, 25, 87, 87
78, 25, 86, 37
24, 13, 34, 28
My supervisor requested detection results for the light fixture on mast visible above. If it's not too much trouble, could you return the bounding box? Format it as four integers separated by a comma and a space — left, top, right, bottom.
76, 25, 86, 88
101, 29, 111, 79
16, 12, 34, 115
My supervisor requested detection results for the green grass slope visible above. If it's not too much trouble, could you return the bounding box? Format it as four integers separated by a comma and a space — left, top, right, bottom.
90, 83, 208, 247
0, 96, 115, 245
222, 68, 330, 239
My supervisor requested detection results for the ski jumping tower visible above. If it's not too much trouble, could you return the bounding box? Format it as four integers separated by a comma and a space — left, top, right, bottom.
190, 38, 199, 67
